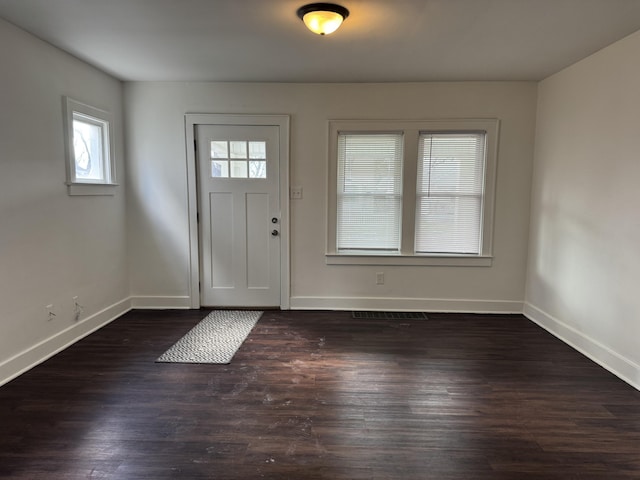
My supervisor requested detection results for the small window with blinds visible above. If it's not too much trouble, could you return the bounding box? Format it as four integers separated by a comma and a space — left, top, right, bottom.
327, 119, 498, 266
416, 132, 486, 254
337, 133, 403, 252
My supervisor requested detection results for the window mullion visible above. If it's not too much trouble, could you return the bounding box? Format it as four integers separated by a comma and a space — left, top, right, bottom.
401, 129, 418, 255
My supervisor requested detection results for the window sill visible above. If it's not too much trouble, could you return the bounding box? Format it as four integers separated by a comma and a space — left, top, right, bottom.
325, 253, 493, 267
67, 183, 119, 196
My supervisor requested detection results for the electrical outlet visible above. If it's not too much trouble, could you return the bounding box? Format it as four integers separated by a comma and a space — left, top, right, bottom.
376, 272, 385, 285
73, 296, 83, 322
290, 187, 303, 200
46, 304, 56, 322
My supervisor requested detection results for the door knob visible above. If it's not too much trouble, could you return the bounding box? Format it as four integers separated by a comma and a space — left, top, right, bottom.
271, 230, 279, 236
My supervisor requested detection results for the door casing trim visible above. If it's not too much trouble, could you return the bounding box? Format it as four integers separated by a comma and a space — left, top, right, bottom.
185, 114, 290, 309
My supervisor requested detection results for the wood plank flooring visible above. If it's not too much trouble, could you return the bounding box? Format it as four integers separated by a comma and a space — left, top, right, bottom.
1, 310, 639, 479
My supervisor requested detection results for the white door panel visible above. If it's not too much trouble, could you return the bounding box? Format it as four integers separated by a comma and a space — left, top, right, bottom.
196, 124, 281, 307
208, 192, 234, 288
246, 193, 271, 289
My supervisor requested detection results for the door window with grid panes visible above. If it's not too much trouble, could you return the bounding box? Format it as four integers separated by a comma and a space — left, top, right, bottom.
210, 140, 267, 179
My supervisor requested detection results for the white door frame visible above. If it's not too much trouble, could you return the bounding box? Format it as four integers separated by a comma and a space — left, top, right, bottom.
185, 114, 290, 309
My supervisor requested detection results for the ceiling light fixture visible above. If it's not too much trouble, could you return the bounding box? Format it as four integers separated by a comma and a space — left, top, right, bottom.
297, 3, 350, 36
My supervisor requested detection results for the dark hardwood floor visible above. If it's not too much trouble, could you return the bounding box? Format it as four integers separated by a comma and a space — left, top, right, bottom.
1, 310, 639, 479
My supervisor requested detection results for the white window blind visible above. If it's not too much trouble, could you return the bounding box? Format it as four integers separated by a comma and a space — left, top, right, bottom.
415, 132, 486, 254
337, 133, 403, 252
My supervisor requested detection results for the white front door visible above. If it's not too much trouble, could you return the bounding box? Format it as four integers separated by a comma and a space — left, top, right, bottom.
196, 124, 281, 307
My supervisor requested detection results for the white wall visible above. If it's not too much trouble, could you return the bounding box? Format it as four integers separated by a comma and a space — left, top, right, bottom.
525, 30, 640, 389
125, 81, 537, 312
0, 19, 129, 385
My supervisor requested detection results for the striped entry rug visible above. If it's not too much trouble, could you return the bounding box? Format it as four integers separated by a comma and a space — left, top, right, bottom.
156, 310, 262, 364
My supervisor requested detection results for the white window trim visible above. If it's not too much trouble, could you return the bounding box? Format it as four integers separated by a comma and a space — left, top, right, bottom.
327, 119, 499, 267
63, 97, 118, 196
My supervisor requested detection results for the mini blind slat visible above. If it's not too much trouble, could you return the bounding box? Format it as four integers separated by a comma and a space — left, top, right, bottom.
416, 132, 486, 254
337, 133, 403, 252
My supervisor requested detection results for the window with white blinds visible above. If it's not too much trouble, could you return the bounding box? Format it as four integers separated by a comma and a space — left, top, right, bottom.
337, 133, 403, 252
327, 119, 498, 266
416, 132, 486, 254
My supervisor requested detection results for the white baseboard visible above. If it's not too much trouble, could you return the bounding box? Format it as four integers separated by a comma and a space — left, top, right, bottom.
0, 297, 132, 388
290, 296, 523, 313
523, 302, 640, 391
7, 294, 635, 393
130, 295, 192, 309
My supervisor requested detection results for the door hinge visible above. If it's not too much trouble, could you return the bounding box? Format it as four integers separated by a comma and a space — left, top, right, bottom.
196, 211, 200, 223
194, 139, 197, 151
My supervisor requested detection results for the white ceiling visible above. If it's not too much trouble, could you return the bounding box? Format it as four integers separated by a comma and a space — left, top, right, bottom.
1, 0, 640, 82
